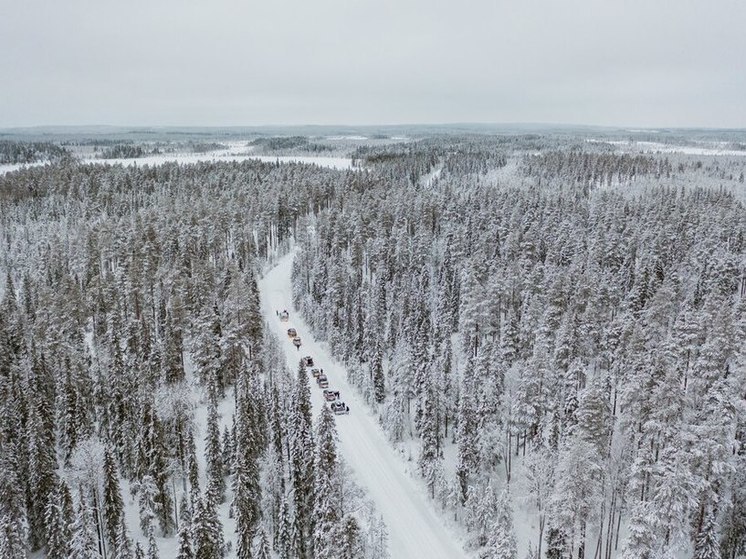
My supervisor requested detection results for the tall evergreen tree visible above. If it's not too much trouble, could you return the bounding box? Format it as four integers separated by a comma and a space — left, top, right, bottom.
103, 447, 125, 551
45, 479, 73, 559
313, 404, 340, 559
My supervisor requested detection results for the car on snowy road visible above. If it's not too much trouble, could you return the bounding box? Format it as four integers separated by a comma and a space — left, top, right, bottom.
323, 390, 340, 402
331, 401, 349, 415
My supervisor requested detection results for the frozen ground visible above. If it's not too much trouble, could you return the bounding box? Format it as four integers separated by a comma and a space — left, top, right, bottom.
0, 161, 48, 175
587, 138, 746, 157
0, 145, 353, 176
259, 251, 470, 559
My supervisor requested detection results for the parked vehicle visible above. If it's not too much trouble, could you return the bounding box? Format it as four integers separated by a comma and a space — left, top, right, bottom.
323, 390, 340, 402
311, 368, 322, 378
293, 337, 302, 348
316, 374, 329, 388
279, 310, 289, 322
301, 356, 314, 367
331, 401, 350, 415
287, 328, 297, 338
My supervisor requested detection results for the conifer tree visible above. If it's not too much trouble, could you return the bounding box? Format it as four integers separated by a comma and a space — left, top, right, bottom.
45, 479, 73, 559
147, 528, 160, 559
313, 404, 340, 559
291, 361, 315, 559
233, 375, 262, 559
338, 515, 364, 559
175, 518, 194, 559
205, 398, 226, 503
693, 509, 720, 559
489, 488, 517, 559
254, 528, 271, 559
103, 447, 125, 551
192, 491, 224, 559
70, 490, 99, 559
115, 518, 133, 559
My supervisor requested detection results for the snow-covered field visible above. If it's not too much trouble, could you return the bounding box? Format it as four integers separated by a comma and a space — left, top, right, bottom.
0, 161, 48, 175
587, 138, 746, 157
259, 251, 470, 559
0, 144, 354, 176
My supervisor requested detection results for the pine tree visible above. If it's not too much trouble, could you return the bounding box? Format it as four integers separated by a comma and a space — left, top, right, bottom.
456, 360, 479, 502
104, 447, 125, 551
70, 490, 99, 559
277, 495, 292, 559
338, 515, 364, 559
205, 398, 226, 503
0, 511, 27, 558
292, 361, 315, 559
368, 515, 390, 559
254, 528, 271, 559
45, 479, 73, 559
176, 519, 194, 559
489, 488, 517, 559
147, 528, 160, 559
313, 404, 340, 559
27, 390, 59, 551
418, 377, 441, 499
371, 347, 386, 404
693, 508, 719, 559
233, 379, 263, 559
114, 518, 133, 559
192, 492, 224, 559
138, 474, 157, 535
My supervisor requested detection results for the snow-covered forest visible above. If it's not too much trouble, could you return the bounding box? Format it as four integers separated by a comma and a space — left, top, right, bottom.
0, 131, 745, 559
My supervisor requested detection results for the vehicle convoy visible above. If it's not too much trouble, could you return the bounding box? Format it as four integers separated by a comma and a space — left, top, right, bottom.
301, 356, 314, 367
331, 401, 350, 415
316, 374, 329, 388
287, 328, 297, 338
293, 337, 302, 348
279, 310, 289, 322
323, 389, 340, 402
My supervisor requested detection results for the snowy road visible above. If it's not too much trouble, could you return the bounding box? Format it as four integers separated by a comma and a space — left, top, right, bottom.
259, 251, 469, 559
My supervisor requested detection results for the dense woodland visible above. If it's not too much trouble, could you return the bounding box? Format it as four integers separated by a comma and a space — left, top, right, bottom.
0, 135, 745, 559
293, 141, 746, 559
0, 141, 70, 165
0, 159, 387, 558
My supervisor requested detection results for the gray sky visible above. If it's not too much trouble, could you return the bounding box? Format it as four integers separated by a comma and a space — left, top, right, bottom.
1, 0, 745, 128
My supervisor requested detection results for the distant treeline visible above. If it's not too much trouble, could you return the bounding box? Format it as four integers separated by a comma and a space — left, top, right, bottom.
0, 140, 70, 164
250, 136, 333, 152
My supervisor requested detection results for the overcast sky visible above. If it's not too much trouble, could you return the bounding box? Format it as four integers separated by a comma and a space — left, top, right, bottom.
1, 0, 744, 128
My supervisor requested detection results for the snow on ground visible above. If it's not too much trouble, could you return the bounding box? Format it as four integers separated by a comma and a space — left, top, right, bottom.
259, 250, 470, 559
586, 138, 746, 157
0, 161, 48, 175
